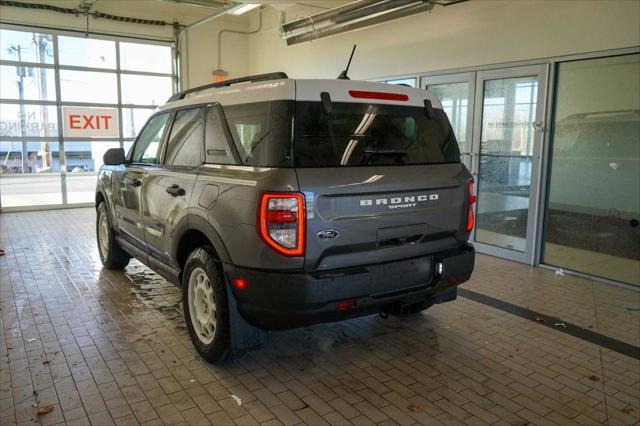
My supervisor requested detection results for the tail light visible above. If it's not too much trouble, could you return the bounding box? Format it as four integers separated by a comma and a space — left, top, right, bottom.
467, 180, 476, 232
258, 192, 305, 257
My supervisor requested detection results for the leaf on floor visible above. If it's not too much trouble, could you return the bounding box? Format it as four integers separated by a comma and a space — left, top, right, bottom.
622, 407, 634, 415
407, 404, 422, 413
36, 404, 54, 416
229, 394, 242, 406
588, 375, 600, 382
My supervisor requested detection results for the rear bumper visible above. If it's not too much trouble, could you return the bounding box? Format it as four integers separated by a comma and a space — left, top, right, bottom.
223, 244, 475, 330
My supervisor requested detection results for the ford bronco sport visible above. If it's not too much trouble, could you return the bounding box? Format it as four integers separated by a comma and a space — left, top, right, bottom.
95, 72, 476, 363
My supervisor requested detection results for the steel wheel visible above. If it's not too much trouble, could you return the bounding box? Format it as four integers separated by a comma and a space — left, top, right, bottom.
98, 210, 110, 260
188, 267, 217, 345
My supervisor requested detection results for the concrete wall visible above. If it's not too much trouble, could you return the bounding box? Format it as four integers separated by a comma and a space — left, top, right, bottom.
246, 0, 640, 79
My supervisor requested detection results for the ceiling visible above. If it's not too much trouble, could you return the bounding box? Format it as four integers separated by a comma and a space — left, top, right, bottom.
2, 0, 353, 26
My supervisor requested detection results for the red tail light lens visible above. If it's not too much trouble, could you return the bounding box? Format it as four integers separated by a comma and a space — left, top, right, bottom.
258, 192, 305, 257
467, 180, 476, 232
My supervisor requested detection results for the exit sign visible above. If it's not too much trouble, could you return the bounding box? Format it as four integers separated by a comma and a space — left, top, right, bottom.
63, 107, 119, 138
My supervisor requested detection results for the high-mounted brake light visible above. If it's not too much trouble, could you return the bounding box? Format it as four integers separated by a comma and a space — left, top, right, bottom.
258, 192, 305, 257
348, 90, 409, 102
467, 180, 476, 232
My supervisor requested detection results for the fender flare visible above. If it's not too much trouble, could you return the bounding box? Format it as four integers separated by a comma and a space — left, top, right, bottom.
171, 214, 232, 265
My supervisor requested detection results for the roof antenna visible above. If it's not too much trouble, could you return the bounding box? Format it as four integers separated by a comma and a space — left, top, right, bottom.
337, 45, 356, 80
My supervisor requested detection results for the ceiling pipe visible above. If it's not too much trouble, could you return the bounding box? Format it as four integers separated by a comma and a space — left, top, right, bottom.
173, 2, 241, 90
281, 0, 467, 46
281, 0, 381, 33
161, 0, 232, 10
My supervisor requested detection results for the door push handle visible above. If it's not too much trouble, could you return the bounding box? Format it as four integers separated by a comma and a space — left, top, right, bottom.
127, 178, 142, 187
166, 184, 186, 197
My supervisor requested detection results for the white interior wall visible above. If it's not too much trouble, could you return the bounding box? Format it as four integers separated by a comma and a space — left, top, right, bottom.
246, 0, 640, 79
180, 18, 252, 89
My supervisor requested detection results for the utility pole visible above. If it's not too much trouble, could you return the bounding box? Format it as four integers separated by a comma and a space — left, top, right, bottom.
9, 45, 29, 174
35, 34, 51, 170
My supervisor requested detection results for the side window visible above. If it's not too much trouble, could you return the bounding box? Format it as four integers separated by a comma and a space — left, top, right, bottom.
205, 106, 236, 165
164, 107, 205, 167
131, 113, 170, 164
223, 103, 269, 164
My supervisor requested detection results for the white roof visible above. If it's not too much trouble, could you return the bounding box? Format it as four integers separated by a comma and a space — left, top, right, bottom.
159, 78, 443, 111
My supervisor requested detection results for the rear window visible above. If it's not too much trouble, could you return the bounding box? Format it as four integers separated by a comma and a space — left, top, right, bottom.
293, 101, 460, 167
220, 100, 460, 168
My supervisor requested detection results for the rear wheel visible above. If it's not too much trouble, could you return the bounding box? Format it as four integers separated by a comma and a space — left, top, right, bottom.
182, 247, 231, 363
96, 202, 131, 269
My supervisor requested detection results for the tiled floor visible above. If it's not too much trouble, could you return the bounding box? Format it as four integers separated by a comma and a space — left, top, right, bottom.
1, 208, 639, 426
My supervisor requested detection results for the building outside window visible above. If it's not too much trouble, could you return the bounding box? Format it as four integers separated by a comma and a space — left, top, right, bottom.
0, 27, 174, 209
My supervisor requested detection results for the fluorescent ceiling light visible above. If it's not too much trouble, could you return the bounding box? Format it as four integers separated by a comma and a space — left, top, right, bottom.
229, 3, 260, 15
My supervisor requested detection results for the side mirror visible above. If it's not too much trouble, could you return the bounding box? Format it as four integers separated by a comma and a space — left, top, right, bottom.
103, 148, 126, 165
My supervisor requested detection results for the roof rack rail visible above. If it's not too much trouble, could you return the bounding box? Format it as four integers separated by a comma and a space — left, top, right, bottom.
168, 72, 289, 102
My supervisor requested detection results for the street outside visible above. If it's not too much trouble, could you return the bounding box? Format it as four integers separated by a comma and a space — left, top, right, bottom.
0, 173, 96, 207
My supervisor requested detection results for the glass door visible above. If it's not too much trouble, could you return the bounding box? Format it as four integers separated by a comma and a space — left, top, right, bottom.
422, 73, 475, 169
471, 65, 547, 263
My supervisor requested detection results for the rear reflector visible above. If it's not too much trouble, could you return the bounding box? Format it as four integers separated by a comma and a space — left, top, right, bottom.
447, 277, 460, 286
348, 90, 409, 102
234, 278, 248, 290
336, 299, 357, 310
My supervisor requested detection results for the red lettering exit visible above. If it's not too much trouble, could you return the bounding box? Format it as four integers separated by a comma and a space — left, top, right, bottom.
69, 114, 113, 130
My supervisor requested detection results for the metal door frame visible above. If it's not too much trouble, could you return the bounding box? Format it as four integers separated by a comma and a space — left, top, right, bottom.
470, 64, 549, 264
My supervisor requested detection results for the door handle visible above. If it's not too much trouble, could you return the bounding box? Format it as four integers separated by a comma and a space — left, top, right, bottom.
166, 184, 186, 197
126, 178, 142, 187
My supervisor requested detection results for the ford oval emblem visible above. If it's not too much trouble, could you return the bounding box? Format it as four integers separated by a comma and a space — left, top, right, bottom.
317, 229, 339, 240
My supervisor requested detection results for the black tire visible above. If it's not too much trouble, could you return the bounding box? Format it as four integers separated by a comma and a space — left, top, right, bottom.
96, 202, 131, 269
182, 247, 231, 364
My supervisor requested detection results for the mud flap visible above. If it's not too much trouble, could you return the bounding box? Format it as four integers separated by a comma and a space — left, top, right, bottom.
226, 288, 269, 355
435, 287, 457, 304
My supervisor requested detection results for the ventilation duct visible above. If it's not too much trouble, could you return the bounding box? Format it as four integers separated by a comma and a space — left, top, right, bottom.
281, 0, 466, 46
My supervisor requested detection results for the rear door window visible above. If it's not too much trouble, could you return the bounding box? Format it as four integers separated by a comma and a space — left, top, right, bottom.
164, 107, 205, 167
293, 102, 460, 167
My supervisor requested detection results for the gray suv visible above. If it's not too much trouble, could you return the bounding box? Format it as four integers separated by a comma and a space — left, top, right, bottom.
95, 73, 476, 363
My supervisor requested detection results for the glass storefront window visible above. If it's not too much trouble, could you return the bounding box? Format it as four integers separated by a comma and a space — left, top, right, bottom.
0, 141, 62, 207
429, 82, 469, 153
65, 141, 120, 204
0, 104, 58, 137
121, 74, 172, 106
0, 26, 174, 210
60, 69, 118, 104
122, 108, 155, 138
543, 54, 640, 286
381, 78, 416, 87
119, 42, 173, 73
58, 36, 117, 69
0, 65, 56, 101
0, 29, 54, 64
